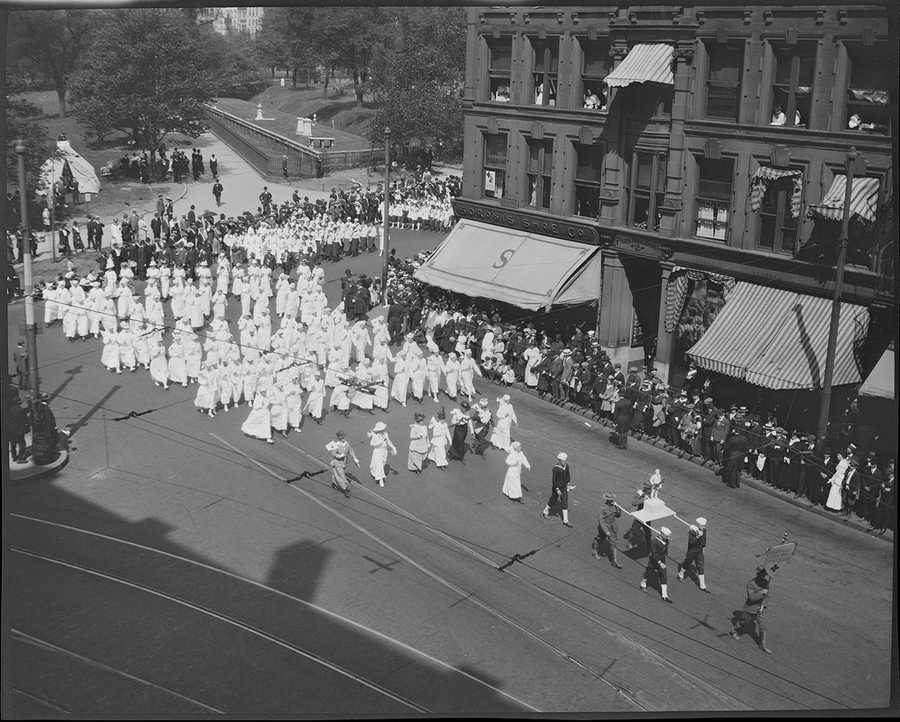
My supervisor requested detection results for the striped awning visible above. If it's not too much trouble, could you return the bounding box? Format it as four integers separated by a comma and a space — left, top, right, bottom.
809, 175, 880, 223
687, 282, 869, 389
749, 166, 803, 218
604, 44, 674, 88
663, 267, 736, 333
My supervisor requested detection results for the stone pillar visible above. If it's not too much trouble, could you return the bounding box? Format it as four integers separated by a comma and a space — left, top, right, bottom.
654, 262, 676, 384
597, 250, 634, 369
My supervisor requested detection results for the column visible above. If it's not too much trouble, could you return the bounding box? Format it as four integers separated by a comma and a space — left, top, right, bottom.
597, 250, 634, 370
654, 262, 675, 384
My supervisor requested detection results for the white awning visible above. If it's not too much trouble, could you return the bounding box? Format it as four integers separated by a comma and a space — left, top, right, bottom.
604, 44, 674, 88
413, 219, 601, 311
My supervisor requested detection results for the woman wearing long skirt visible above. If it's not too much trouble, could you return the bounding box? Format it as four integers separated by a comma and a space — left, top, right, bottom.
118, 328, 137, 371
241, 388, 274, 443
523, 343, 541, 387
371, 357, 391, 410
367, 421, 397, 487
189, 289, 205, 330
194, 364, 219, 417
167, 340, 188, 386
408, 413, 429, 472
101, 326, 121, 373
448, 403, 473, 461
170, 282, 186, 319
825, 454, 851, 511
426, 353, 444, 402
242, 359, 258, 407
286, 379, 304, 430
184, 338, 202, 383
427, 409, 451, 469
409, 355, 427, 403
149, 338, 169, 389
43, 281, 59, 325
458, 350, 482, 404
443, 352, 460, 399
303, 377, 326, 423
352, 360, 375, 411
490, 395, 518, 452
132, 326, 151, 370
218, 361, 235, 411
391, 353, 410, 407
502, 441, 531, 502
269, 385, 289, 437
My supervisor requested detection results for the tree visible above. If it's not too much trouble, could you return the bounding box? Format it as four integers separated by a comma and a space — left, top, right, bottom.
69, 9, 215, 153
6, 9, 95, 117
199, 25, 268, 100
256, 6, 319, 88
5, 71, 50, 192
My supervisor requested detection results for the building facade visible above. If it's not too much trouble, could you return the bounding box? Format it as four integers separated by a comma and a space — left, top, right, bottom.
198, 7, 264, 37
456, 2, 895, 383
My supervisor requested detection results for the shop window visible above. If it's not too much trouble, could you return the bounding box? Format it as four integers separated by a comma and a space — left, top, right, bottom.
526, 138, 553, 210
574, 143, 604, 219
758, 175, 800, 253
628, 152, 666, 230
770, 43, 815, 128
530, 37, 559, 106
705, 42, 743, 121
845, 45, 891, 135
487, 36, 512, 102
580, 38, 610, 110
695, 157, 733, 241
482, 132, 507, 199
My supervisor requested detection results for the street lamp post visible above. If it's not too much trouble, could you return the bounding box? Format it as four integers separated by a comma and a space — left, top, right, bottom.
816, 147, 865, 452
15, 140, 41, 408
381, 126, 391, 305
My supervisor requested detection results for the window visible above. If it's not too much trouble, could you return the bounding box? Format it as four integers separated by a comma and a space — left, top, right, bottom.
758, 175, 800, 253
487, 37, 512, 102
845, 45, 891, 135
531, 37, 559, 106
770, 43, 815, 128
706, 42, 743, 121
483, 133, 507, 199
580, 38, 610, 110
573, 143, 604, 218
526, 139, 553, 209
695, 158, 733, 241
627, 152, 666, 230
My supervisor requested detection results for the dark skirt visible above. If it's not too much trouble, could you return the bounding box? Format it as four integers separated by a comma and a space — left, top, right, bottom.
449, 423, 468, 460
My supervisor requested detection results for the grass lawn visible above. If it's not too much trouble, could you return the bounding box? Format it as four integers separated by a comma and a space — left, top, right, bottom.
247, 83, 377, 140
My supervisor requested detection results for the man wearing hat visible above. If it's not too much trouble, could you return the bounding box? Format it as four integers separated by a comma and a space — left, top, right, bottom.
613, 389, 634, 449
730, 566, 773, 653
592, 494, 623, 568
12, 338, 29, 391
641, 526, 673, 602
471, 398, 493, 456
677, 518, 709, 592
326, 430, 359, 498
542, 452, 573, 527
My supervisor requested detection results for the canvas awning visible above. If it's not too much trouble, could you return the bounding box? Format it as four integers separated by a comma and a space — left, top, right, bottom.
809, 174, 880, 223
413, 218, 601, 311
749, 166, 803, 218
39, 139, 101, 195
604, 44, 674, 88
687, 282, 869, 390
858, 344, 894, 399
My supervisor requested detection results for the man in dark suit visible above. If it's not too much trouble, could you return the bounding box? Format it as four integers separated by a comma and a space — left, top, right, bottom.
722, 427, 749, 488
613, 393, 634, 449
12, 339, 29, 391
387, 299, 407, 346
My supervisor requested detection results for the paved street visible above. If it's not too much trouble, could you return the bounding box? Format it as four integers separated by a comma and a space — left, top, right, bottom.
5, 132, 894, 716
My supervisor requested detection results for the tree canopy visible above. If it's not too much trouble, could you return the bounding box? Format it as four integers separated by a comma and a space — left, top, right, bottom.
69, 9, 216, 152
5, 71, 50, 191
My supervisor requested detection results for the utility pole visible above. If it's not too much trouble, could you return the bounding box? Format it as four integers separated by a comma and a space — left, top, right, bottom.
381, 126, 391, 305
15, 140, 41, 409
816, 147, 865, 453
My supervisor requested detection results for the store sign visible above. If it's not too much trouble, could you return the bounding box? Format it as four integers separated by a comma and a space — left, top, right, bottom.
453, 198, 600, 245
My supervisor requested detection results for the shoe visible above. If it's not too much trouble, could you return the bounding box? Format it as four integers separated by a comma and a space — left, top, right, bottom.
563, 522, 573, 528
592, 552, 600, 560
662, 597, 673, 604
760, 646, 774, 654
541, 511, 549, 519
730, 630, 740, 640
700, 587, 710, 593
640, 586, 647, 593
613, 563, 623, 569
266, 438, 274, 444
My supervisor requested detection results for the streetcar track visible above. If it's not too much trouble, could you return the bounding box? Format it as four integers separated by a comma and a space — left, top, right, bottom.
9, 629, 223, 714
9, 545, 430, 715
8, 686, 72, 715
9, 512, 537, 713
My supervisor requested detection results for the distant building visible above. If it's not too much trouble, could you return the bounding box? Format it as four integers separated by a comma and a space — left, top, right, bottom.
197, 7, 264, 37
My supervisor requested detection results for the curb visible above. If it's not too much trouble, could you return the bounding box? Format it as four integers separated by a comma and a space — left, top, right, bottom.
513, 384, 893, 545
9, 448, 70, 482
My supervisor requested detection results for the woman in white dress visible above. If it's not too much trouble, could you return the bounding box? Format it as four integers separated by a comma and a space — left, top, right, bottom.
218, 361, 235, 411
87, 281, 105, 337
502, 441, 530, 502
189, 287, 205, 330
42, 281, 59, 325
426, 353, 444, 402
367, 421, 397, 487
184, 336, 202, 383
269, 385, 289, 436
285, 378, 304, 431
391, 352, 410, 407
132, 323, 151, 369
61, 283, 79, 340
352, 359, 375, 411
166, 337, 188, 386
211, 289, 227, 320
116, 280, 134, 320
170, 280, 186, 319
410, 355, 427, 403
329, 363, 352, 417
241, 388, 273, 443
117, 327, 137, 371
274, 273, 290, 317
408, 413, 429, 472
371, 356, 391, 411
241, 359, 257, 407
194, 363, 219, 417
490, 395, 518, 452
523, 343, 542, 387
101, 324, 121, 373
303, 376, 326, 423
443, 352, 460, 399
427, 408, 451, 470
159, 265, 171, 300
458, 349, 482, 403
825, 453, 851, 512
149, 335, 169, 389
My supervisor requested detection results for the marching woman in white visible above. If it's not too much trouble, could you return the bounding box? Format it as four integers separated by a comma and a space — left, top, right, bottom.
170, 278, 186, 319
132, 322, 151, 370
99, 292, 117, 333
443, 352, 460, 399
284, 282, 300, 322
241, 387, 274, 443
274, 272, 290, 317
352, 359, 376, 412
427, 408, 451, 470
501, 441, 530, 502
116, 279, 134, 320
101, 322, 121, 373
410, 354, 427, 403
391, 351, 410, 407
269, 384, 289, 437
145, 285, 165, 330
329, 362, 352, 417
43, 280, 59, 325
61, 281, 79, 340
218, 360, 235, 412
371, 354, 391, 411
167, 337, 189, 387
103, 256, 118, 298
367, 421, 397, 487
407, 412, 430, 473
188, 286, 205, 330
87, 281, 105, 338
149, 334, 170, 389
211, 288, 227, 321
195, 362, 219, 417
458, 349, 482, 404
241, 358, 258, 407
825, 452, 852, 512
285, 376, 304, 432
184, 334, 202, 384
117, 326, 137, 372
426, 352, 444, 402
303, 375, 326, 423
159, 263, 171, 300
490, 394, 518, 452
256, 308, 272, 351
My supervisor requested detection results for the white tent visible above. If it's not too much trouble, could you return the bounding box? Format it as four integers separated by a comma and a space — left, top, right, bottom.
859, 343, 894, 399
39, 138, 101, 196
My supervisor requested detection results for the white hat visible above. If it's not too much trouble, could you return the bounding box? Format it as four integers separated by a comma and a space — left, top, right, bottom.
511, 441, 522, 450
660, 527, 672, 537
557, 452, 568, 461
106, 257, 114, 270
696, 517, 707, 527
372, 421, 387, 432
501, 394, 511, 402
689, 525, 699, 534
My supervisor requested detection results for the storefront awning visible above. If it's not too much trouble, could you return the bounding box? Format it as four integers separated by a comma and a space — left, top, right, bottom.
604, 44, 674, 88
749, 166, 803, 218
687, 282, 869, 390
413, 218, 601, 311
809, 174, 880, 223
859, 344, 894, 399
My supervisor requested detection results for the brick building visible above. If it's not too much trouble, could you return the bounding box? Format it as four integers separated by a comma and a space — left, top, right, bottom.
418, 2, 896, 392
